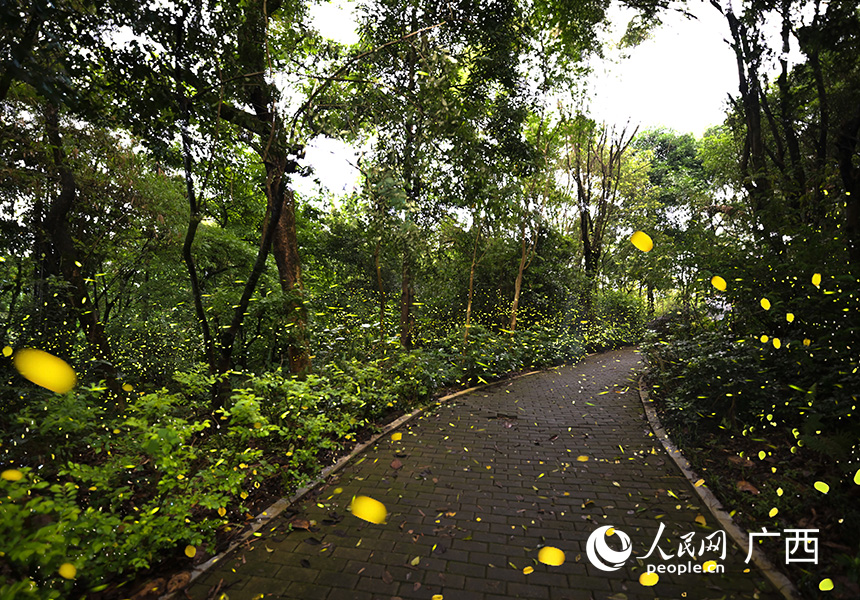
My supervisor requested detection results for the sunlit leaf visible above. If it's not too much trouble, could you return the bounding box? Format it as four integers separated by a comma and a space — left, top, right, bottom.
812, 273, 821, 288
760, 298, 771, 310
639, 571, 658, 586
711, 276, 726, 291
786, 313, 794, 322
769, 507, 778, 517
703, 560, 718, 573
391, 432, 402, 441
12, 348, 77, 393
1, 346, 11, 357
122, 383, 133, 392
819, 578, 834, 591
185, 545, 196, 558
576, 455, 589, 462
814, 481, 829, 494
523, 566, 534, 574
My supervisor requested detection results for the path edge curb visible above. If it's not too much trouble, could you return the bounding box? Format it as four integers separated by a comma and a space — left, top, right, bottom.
637, 375, 803, 600
160, 370, 542, 599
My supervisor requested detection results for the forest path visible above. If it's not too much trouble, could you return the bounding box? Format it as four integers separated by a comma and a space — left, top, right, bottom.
187, 347, 780, 600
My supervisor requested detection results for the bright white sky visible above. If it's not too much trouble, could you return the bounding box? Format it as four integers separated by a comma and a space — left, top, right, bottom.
292, 0, 742, 197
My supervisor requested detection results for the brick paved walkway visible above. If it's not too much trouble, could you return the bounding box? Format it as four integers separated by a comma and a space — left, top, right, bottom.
186, 348, 780, 600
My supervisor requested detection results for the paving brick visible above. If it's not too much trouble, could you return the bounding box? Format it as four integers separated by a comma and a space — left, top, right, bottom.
183, 349, 783, 600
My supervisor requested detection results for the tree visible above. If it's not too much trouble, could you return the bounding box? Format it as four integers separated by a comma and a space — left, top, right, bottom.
709, 0, 860, 267
557, 112, 638, 320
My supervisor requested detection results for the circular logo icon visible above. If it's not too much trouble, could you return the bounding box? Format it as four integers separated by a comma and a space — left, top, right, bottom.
586, 525, 632, 571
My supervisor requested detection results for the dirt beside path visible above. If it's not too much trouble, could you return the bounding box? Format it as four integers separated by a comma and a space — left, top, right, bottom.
185, 347, 781, 600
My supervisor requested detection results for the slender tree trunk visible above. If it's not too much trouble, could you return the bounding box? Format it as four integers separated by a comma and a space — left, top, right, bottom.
399, 250, 414, 349
463, 223, 480, 345
374, 240, 385, 346
178, 92, 214, 374
579, 198, 597, 322
510, 222, 528, 332
2, 257, 25, 341
43, 103, 123, 406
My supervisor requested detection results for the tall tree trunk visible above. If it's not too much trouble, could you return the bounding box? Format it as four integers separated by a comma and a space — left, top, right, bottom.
215, 0, 310, 394
43, 103, 123, 407
836, 108, 860, 270
270, 187, 311, 374
398, 5, 419, 350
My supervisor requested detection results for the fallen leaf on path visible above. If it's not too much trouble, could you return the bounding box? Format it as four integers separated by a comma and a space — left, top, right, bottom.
289, 518, 310, 530
390, 459, 403, 470
737, 480, 760, 494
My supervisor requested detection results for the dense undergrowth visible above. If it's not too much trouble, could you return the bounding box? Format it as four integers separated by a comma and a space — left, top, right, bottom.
642, 303, 860, 599
0, 302, 644, 600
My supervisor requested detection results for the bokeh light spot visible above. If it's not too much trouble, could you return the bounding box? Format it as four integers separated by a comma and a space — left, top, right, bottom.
630, 231, 653, 252
538, 546, 565, 566
1, 469, 23, 481
350, 495, 387, 524
58, 563, 76, 579
12, 348, 77, 393
639, 571, 659, 586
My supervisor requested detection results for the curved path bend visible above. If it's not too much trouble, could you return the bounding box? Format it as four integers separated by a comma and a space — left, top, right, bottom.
186, 348, 780, 600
